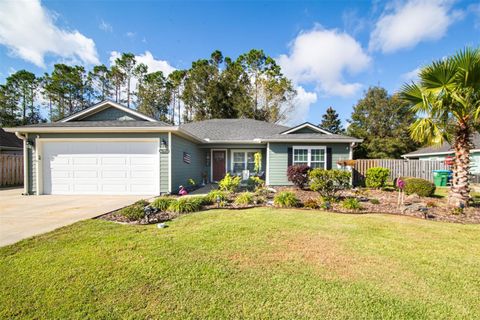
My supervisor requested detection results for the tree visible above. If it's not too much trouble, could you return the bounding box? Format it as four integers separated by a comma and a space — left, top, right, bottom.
319, 107, 344, 134
167, 70, 186, 124
3, 70, 40, 124
137, 71, 170, 121
88, 65, 112, 101
114, 53, 136, 107
347, 86, 418, 159
400, 47, 480, 206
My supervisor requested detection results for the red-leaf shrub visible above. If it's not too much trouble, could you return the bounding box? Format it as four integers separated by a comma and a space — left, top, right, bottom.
287, 164, 311, 189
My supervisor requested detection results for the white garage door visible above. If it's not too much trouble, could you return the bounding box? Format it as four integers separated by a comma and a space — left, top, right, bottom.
42, 140, 159, 195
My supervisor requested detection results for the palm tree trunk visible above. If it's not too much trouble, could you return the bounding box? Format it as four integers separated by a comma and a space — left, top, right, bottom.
449, 128, 471, 206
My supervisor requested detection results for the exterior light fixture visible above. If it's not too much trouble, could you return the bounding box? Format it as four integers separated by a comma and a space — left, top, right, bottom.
159, 138, 169, 153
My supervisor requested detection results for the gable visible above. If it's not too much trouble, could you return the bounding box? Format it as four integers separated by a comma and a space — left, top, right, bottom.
60, 100, 157, 122
80, 107, 146, 121
289, 127, 323, 134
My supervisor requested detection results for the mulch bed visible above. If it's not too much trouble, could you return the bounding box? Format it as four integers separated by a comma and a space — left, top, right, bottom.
99, 186, 480, 225
274, 186, 480, 224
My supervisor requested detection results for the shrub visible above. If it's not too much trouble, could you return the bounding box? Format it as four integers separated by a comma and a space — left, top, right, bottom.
119, 204, 145, 221
370, 198, 380, 205
404, 178, 436, 197
234, 192, 254, 206
218, 173, 241, 192
274, 191, 299, 208
205, 190, 229, 204
303, 198, 319, 209
151, 197, 175, 211
247, 176, 265, 191
287, 164, 311, 189
168, 197, 203, 213
342, 198, 362, 211
309, 169, 351, 199
365, 167, 390, 189
134, 199, 149, 207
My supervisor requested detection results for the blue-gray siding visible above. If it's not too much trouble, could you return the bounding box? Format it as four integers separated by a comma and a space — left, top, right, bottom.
267, 142, 351, 185
81, 107, 145, 121
170, 134, 205, 192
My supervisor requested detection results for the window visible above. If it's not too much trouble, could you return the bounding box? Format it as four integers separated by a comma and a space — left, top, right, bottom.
293, 146, 326, 169
232, 150, 260, 174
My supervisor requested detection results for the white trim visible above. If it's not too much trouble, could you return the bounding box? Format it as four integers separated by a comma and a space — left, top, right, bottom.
281, 122, 332, 135
262, 138, 362, 143
5, 127, 174, 133
36, 138, 160, 195
168, 132, 172, 193
266, 143, 270, 185
292, 145, 327, 169
35, 135, 42, 195
210, 149, 227, 182
60, 100, 158, 122
230, 149, 262, 174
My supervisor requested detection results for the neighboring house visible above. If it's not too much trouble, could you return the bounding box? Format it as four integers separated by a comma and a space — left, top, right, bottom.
402, 132, 480, 174
0, 128, 23, 155
5, 100, 361, 195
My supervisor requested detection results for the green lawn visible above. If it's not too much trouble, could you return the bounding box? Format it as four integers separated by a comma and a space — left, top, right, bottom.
1, 208, 480, 319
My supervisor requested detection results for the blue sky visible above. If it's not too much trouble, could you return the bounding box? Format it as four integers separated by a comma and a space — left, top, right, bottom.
0, 0, 479, 125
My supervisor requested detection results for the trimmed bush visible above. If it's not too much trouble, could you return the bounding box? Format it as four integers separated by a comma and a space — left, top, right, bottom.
168, 197, 203, 213
151, 197, 175, 211
303, 198, 319, 209
342, 198, 362, 210
370, 198, 380, 205
309, 169, 351, 199
403, 178, 436, 197
234, 192, 254, 206
287, 164, 310, 189
119, 204, 145, 221
205, 190, 229, 204
218, 173, 241, 192
365, 167, 390, 189
274, 191, 299, 208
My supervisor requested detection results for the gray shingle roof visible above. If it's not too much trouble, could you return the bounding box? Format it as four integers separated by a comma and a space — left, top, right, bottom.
403, 132, 480, 157
179, 119, 361, 142
12, 121, 171, 128
179, 119, 289, 141
0, 128, 22, 149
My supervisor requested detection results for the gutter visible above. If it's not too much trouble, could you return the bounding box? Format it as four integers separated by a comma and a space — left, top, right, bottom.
260, 138, 363, 143
14, 132, 29, 195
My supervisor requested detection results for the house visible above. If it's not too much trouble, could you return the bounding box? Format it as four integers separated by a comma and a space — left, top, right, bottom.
402, 132, 480, 174
0, 128, 23, 155
5, 100, 361, 195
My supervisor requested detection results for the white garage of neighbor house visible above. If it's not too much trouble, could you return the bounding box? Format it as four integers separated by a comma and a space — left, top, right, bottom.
6, 100, 361, 196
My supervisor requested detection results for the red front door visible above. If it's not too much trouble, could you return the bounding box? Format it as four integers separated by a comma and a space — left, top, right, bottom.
212, 150, 226, 181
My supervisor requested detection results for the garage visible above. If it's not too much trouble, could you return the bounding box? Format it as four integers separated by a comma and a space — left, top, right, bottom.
40, 139, 160, 195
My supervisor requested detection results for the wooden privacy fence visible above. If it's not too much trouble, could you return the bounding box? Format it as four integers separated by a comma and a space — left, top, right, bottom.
0, 154, 23, 187
353, 159, 449, 186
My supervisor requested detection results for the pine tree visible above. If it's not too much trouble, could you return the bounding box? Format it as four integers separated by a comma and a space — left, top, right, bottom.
319, 107, 344, 134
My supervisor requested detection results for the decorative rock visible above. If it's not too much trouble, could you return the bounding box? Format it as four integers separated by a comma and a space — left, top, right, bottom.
157, 223, 167, 228
404, 194, 421, 204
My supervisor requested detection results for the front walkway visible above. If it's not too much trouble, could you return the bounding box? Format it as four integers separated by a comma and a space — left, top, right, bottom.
189, 184, 218, 195
0, 188, 151, 247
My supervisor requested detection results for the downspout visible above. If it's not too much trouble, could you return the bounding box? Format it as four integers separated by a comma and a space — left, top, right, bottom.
15, 132, 29, 195
349, 142, 357, 187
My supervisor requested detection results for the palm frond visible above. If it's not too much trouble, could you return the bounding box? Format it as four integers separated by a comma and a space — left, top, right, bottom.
409, 118, 445, 145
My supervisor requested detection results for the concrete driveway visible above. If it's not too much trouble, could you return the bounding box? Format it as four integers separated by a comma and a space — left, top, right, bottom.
0, 188, 152, 247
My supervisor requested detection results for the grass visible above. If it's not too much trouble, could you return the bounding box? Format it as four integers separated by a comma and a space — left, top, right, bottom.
1, 208, 480, 319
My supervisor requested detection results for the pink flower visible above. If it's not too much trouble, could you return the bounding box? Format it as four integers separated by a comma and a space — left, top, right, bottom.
396, 178, 405, 189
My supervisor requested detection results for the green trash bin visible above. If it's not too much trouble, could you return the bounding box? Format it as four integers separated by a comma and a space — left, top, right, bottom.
433, 170, 450, 187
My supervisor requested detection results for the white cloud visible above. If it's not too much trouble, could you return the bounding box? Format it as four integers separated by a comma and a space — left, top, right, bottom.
0, 0, 99, 68
284, 86, 318, 125
109, 51, 176, 76
369, 0, 458, 53
278, 27, 371, 97
125, 31, 136, 38
402, 67, 422, 82
99, 20, 113, 32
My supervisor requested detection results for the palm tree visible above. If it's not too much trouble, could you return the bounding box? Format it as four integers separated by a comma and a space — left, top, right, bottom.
400, 47, 480, 206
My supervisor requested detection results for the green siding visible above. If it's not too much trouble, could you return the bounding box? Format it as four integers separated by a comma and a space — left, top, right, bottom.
418, 152, 480, 174
81, 107, 145, 121
28, 132, 169, 194
171, 134, 204, 192
290, 127, 322, 134
267, 142, 351, 185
